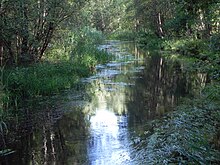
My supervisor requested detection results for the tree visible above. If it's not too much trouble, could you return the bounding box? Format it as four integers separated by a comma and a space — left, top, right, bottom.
0, 0, 86, 66
165, 0, 220, 38
83, 0, 127, 33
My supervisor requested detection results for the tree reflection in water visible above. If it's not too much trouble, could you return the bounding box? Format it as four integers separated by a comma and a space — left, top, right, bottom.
126, 52, 208, 126
0, 42, 209, 165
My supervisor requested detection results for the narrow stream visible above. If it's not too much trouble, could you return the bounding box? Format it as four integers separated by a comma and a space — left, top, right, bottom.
0, 41, 208, 165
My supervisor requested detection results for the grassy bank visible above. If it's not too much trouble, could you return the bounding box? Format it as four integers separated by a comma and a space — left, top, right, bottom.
1, 50, 109, 110
0, 41, 110, 114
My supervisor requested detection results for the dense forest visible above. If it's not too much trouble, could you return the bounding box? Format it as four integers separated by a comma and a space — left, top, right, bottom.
0, 0, 220, 164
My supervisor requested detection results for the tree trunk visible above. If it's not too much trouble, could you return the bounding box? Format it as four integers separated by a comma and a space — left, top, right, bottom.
203, 8, 212, 39
157, 12, 164, 38
0, 41, 3, 66
20, 4, 30, 65
38, 23, 54, 61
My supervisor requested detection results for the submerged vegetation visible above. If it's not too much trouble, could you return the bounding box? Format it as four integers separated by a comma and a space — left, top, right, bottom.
132, 82, 220, 164
134, 87, 220, 164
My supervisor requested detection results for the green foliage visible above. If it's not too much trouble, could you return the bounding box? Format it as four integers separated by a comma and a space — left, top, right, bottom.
136, 31, 163, 50
0, 0, 87, 65
107, 30, 136, 41
75, 45, 111, 69
162, 37, 220, 81
83, 0, 127, 33
81, 27, 105, 45
2, 61, 89, 108
203, 83, 220, 102
210, 34, 220, 52
46, 27, 105, 61
1, 38, 111, 109
175, 39, 208, 57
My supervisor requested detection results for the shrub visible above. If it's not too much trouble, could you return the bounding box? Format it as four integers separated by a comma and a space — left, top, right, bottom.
210, 34, 220, 52
176, 39, 208, 57
136, 31, 162, 50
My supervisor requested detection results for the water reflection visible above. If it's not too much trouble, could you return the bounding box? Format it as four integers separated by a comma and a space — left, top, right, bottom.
82, 42, 144, 164
126, 53, 208, 126
0, 41, 209, 165
88, 110, 130, 165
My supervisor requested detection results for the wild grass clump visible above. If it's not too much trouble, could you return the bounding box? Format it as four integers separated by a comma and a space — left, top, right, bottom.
76, 45, 111, 67
2, 47, 111, 109
3, 62, 83, 106
133, 83, 220, 164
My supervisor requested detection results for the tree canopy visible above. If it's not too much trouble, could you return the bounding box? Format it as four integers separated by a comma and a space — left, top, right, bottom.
0, 0, 219, 66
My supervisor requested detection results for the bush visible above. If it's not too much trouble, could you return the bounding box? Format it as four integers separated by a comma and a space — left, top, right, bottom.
136, 31, 162, 50
77, 45, 111, 66
46, 27, 106, 61
176, 39, 208, 57
210, 34, 220, 52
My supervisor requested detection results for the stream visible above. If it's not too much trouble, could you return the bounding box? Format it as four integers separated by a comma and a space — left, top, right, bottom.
0, 41, 208, 165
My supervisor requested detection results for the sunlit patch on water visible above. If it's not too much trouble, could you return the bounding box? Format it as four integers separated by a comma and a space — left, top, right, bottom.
88, 109, 131, 165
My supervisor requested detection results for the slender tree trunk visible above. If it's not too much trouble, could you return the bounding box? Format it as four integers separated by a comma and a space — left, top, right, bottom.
38, 23, 54, 61
0, 41, 3, 66
5, 41, 14, 65
157, 12, 164, 38
203, 8, 212, 39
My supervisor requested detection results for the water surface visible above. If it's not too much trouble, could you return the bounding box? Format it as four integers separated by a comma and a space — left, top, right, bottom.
0, 41, 208, 165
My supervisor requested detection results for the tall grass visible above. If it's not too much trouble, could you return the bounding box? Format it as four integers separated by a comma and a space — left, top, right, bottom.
1, 27, 111, 110
3, 48, 110, 109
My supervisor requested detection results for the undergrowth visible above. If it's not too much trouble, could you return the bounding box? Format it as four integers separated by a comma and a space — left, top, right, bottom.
1, 47, 111, 110
0, 27, 111, 111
